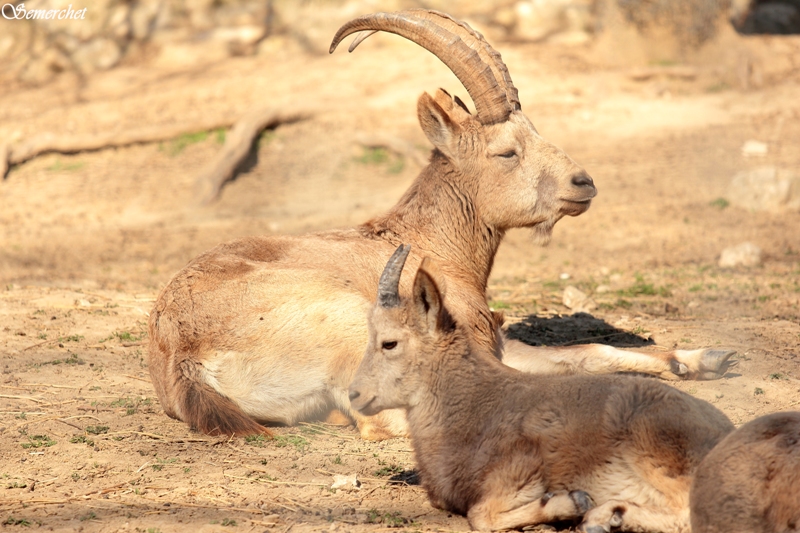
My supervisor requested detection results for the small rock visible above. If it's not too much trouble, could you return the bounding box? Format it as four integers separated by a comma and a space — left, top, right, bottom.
0, 35, 15, 58
72, 38, 122, 73
595, 284, 611, 294
719, 242, 762, 268
741, 140, 768, 157
559, 272, 571, 280
130, 0, 161, 40
331, 474, 360, 491
512, 0, 591, 42
563, 286, 597, 313
729, 167, 800, 212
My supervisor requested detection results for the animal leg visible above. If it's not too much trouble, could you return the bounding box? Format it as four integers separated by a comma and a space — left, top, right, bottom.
353, 408, 409, 440
579, 500, 689, 533
502, 338, 736, 381
468, 490, 594, 532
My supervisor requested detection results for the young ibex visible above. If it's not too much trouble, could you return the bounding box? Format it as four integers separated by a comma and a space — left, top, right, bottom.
148, 9, 735, 439
349, 245, 735, 532
690, 411, 800, 533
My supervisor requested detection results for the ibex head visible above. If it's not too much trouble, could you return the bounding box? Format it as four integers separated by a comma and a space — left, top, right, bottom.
331, 10, 597, 242
349, 245, 462, 415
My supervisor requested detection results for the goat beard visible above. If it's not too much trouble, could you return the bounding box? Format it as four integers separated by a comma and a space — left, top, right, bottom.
530, 219, 555, 246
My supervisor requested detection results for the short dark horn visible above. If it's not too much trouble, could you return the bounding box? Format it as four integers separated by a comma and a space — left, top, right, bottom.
377, 244, 411, 308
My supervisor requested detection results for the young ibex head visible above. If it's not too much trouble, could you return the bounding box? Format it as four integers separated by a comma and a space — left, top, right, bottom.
349, 244, 466, 415
331, 10, 597, 242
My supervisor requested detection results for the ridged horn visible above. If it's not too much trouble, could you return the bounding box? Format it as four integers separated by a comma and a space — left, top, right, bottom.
377, 244, 411, 308
423, 10, 520, 113
330, 10, 518, 125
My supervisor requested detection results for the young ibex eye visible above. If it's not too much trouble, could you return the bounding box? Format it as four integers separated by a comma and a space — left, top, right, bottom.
498, 150, 517, 159
382, 341, 398, 350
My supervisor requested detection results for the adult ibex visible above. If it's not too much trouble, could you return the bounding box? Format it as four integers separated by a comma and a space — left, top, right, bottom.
148, 10, 734, 438
349, 245, 735, 532
690, 411, 800, 533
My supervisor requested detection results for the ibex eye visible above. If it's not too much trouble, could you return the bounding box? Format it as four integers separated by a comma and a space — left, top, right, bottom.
498, 150, 517, 159
382, 341, 398, 350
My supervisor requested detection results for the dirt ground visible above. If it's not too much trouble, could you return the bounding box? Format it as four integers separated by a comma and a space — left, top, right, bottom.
1, 22, 800, 533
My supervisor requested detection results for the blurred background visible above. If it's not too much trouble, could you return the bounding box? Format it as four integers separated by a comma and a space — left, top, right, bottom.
1, 0, 799, 87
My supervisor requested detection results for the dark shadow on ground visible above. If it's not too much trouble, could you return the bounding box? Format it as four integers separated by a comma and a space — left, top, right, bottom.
505, 312, 653, 348
389, 469, 421, 486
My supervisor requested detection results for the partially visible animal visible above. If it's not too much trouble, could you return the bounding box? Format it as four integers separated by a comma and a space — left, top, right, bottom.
348, 245, 735, 532
690, 411, 800, 533
731, 0, 800, 34
148, 9, 735, 440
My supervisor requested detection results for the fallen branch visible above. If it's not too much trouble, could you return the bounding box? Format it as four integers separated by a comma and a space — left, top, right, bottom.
0, 394, 46, 404
355, 132, 428, 168
0, 110, 309, 181
122, 373, 151, 383
628, 65, 698, 82
193, 107, 310, 205
223, 473, 326, 487
54, 418, 84, 431
101, 430, 214, 444
3, 118, 228, 177
0, 143, 8, 180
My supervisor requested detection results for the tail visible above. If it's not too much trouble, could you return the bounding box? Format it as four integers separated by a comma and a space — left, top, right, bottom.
148, 280, 269, 437
178, 375, 271, 436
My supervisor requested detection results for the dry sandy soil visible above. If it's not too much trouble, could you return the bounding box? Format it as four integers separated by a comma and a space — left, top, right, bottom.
1, 21, 800, 533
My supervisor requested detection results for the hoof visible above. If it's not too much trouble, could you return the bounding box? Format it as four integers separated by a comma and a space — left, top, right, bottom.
670, 359, 689, 376
698, 349, 737, 379
609, 510, 623, 528
569, 490, 595, 514
580, 525, 609, 533
541, 492, 555, 505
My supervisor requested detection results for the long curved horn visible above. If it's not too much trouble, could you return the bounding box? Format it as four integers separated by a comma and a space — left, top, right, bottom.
424, 10, 520, 113
377, 244, 411, 308
330, 10, 517, 125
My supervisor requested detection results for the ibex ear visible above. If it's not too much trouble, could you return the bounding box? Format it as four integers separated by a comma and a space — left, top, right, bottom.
417, 91, 462, 157
412, 258, 454, 335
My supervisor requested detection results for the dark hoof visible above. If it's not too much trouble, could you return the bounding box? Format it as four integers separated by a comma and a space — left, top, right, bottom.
569, 490, 595, 514
541, 492, 556, 505
670, 359, 689, 376
698, 349, 737, 378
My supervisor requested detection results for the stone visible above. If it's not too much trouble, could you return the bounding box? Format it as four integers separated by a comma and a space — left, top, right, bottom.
18, 48, 72, 84
330, 474, 360, 491
741, 140, 768, 156
130, 0, 161, 40
72, 38, 122, 73
563, 286, 597, 313
718, 242, 762, 268
512, 0, 592, 42
729, 166, 800, 212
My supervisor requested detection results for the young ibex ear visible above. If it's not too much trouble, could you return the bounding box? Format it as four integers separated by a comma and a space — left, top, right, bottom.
412, 258, 454, 335
417, 91, 463, 157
